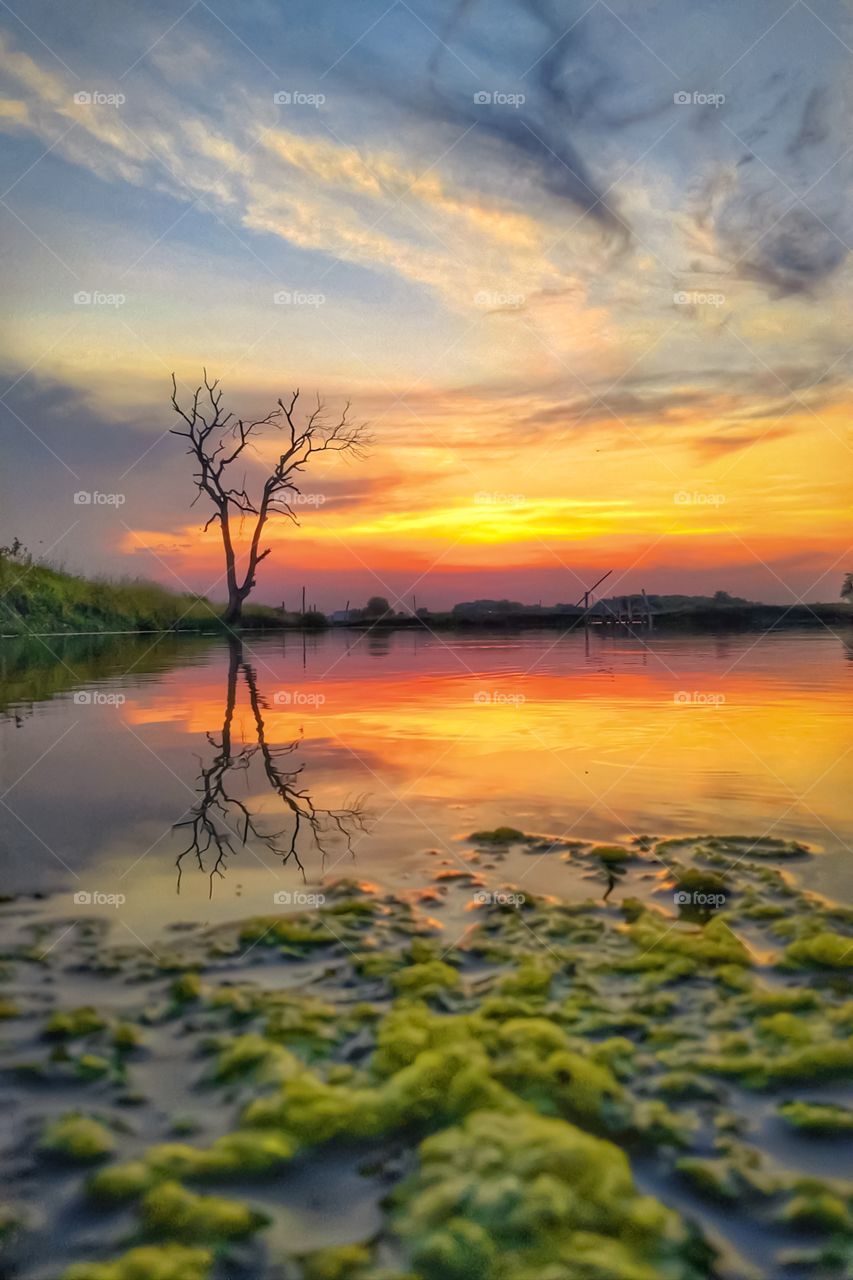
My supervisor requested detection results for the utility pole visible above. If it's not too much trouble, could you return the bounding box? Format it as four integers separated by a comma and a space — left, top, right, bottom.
301, 585, 306, 614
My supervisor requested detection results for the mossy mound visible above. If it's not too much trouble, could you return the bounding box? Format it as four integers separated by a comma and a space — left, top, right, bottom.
777, 1100, 853, 1134
40, 1113, 115, 1162
395, 1109, 711, 1280
44, 1006, 107, 1040
467, 827, 526, 846
140, 1180, 268, 1241
62, 1243, 212, 1280
785, 932, 853, 969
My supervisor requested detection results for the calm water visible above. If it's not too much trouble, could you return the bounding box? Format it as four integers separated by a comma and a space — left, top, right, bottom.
1, 626, 851, 932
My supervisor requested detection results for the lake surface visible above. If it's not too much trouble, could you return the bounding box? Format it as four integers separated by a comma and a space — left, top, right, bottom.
2, 626, 851, 933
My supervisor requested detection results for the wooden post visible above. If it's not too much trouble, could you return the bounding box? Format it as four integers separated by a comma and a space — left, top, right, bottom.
301, 586, 306, 614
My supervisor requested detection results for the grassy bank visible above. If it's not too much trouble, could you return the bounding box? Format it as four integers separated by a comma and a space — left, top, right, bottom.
0, 552, 283, 636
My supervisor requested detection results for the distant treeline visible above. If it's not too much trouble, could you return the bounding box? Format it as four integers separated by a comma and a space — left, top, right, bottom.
1, 549, 849, 638
449, 591, 753, 619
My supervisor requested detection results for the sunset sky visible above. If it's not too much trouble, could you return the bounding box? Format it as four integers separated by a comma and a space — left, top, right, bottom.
2, 0, 851, 609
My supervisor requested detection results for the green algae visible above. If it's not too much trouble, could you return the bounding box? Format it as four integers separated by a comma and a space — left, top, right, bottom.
140, 1180, 268, 1241
589, 843, 634, 864
467, 827, 526, 845
44, 1006, 107, 1040
6, 832, 853, 1280
656, 1071, 720, 1101
212, 1032, 302, 1082
39, 1113, 115, 1162
75, 1052, 112, 1080
777, 1100, 853, 1134
63, 1243, 212, 1280
391, 959, 461, 999
785, 931, 853, 969
779, 1190, 852, 1232
300, 1244, 374, 1279
675, 1156, 741, 1203
169, 972, 202, 1002
89, 1160, 153, 1203
394, 1109, 711, 1280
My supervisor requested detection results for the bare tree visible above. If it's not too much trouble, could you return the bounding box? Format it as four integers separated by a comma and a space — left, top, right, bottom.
175, 636, 367, 895
170, 371, 368, 626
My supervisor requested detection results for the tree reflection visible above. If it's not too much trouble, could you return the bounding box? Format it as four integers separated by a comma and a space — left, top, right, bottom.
175, 636, 366, 894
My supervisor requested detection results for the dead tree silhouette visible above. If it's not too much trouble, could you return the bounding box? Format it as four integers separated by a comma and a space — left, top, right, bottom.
175, 637, 367, 895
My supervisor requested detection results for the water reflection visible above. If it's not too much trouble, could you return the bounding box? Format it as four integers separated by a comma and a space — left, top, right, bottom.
175, 637, 366, 895
1, 626, 851, 917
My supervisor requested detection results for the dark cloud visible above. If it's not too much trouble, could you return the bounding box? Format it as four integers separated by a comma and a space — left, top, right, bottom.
716, 197, 848, 296
690, 424, 793, 459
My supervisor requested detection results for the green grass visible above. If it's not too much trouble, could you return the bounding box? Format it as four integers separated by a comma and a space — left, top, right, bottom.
0, 551, 286, 636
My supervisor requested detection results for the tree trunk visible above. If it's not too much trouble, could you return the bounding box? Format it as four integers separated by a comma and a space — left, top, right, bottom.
220, 508, 244, 627
223, 588, 243, 626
